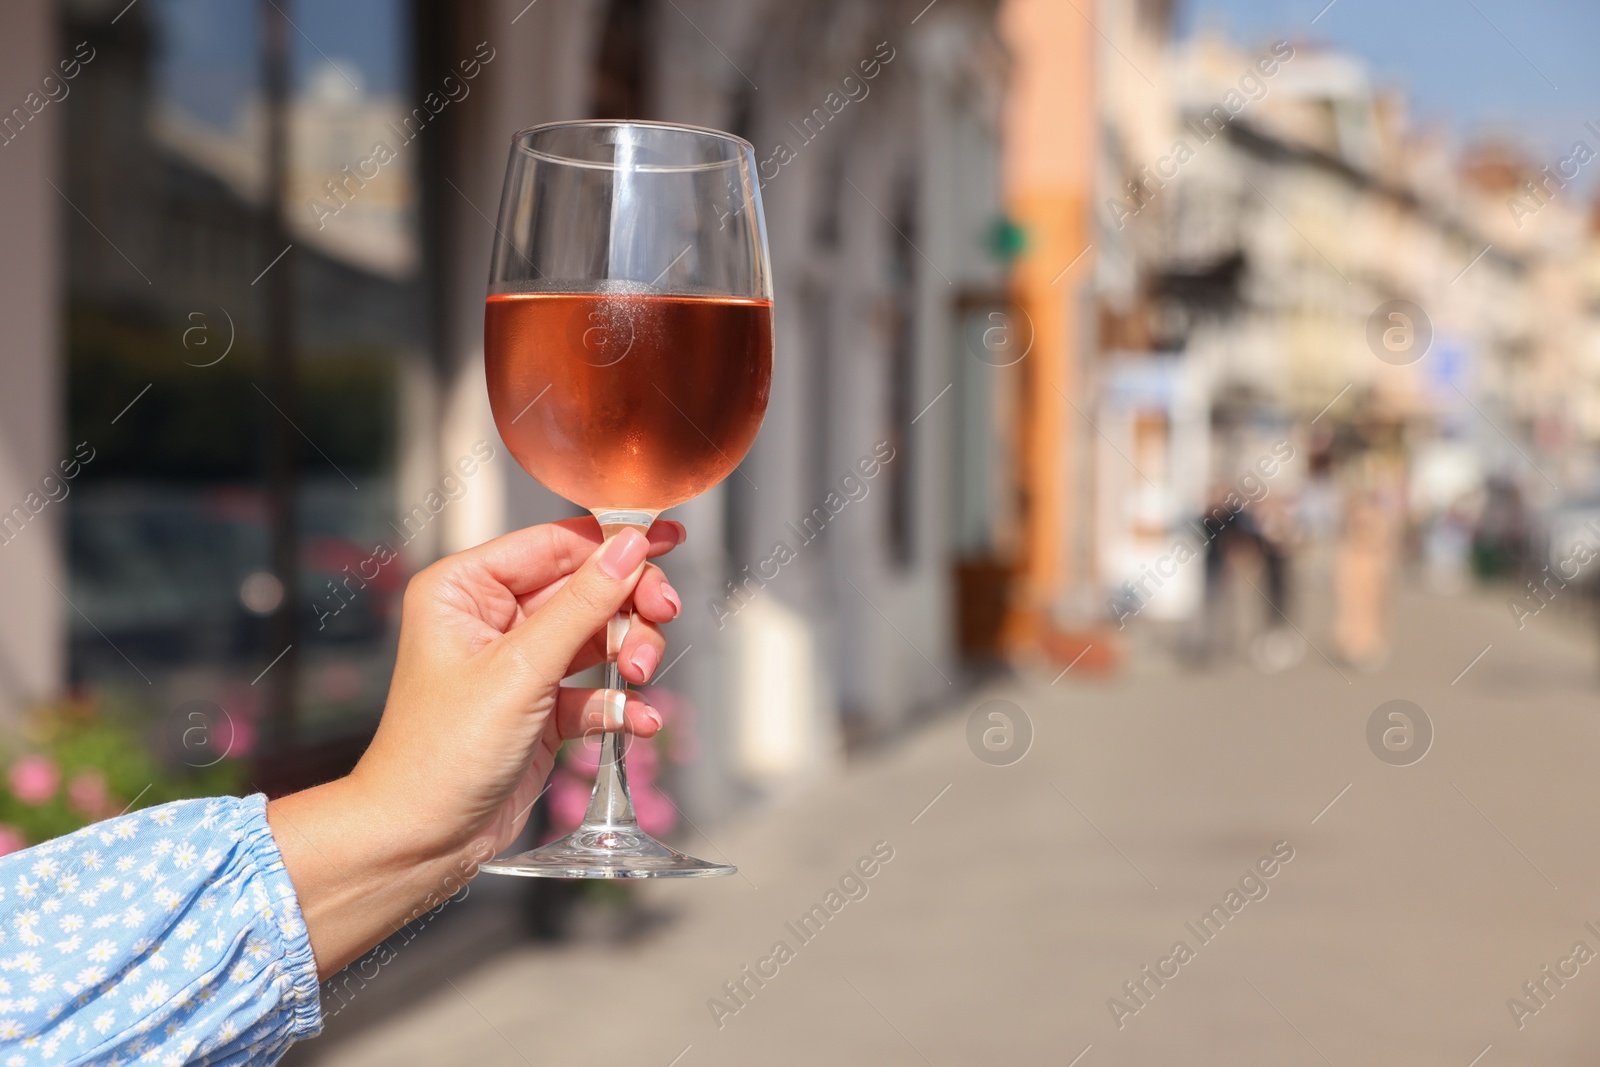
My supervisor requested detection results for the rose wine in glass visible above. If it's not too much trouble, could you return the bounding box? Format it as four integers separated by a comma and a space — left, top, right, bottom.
486, 292, 771, 513
479, 121, 772, 878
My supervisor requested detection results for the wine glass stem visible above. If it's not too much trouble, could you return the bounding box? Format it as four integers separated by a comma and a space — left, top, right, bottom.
579, 610, 638, 831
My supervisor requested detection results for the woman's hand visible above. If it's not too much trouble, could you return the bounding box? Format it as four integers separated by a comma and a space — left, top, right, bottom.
268, 518, 683, 977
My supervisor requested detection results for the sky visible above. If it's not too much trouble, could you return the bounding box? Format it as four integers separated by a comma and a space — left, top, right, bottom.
143, 0, 1598, 178
151, 0, 407, 128
1177, 0, 1600, 167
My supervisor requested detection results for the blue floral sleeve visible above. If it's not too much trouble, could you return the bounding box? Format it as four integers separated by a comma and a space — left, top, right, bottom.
0, 794, 322, 1065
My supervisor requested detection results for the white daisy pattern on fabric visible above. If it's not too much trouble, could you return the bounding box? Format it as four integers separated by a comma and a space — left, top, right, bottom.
0, 795, 321, 1065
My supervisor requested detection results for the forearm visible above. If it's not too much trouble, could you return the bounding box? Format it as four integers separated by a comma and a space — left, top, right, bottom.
267, 776, 490, 979
265, 521, 670, 980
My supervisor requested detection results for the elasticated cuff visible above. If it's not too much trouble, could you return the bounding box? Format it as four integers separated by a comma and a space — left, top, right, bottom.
234, 792, 326, 1041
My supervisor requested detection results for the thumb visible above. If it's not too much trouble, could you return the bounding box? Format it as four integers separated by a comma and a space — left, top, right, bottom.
504, 527, 652, 684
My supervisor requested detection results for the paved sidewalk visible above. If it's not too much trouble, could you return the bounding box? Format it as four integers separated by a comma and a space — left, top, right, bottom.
298, 585, 1600, 1065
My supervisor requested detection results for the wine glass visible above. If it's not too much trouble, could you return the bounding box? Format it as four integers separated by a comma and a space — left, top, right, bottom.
478, 120, 772, 878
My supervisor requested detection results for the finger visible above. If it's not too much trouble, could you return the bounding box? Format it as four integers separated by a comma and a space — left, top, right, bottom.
560, 620, 670, 685
620, 618, 668, 684
503, 528, 652, 683
515, 562, 679, 625
554, 686, 663, 741
631, 563, 682, 624
562, 613, 667, 680
453, 517, 683, 598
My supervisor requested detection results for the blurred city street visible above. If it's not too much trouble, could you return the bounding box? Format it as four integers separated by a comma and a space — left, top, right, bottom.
296, 583, 1600, 1066
9, 0, 1600, 1059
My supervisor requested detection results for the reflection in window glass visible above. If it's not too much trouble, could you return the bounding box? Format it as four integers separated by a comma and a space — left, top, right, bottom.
62, 0, 421, 754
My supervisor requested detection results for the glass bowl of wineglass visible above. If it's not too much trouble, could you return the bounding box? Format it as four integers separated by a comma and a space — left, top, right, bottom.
479, 120, 772, 877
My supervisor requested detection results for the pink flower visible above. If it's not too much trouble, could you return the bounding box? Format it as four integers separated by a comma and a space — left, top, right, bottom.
641, 686, 685, 723
564, 734, 659, 784
541, 742, 673, 841
9, 755, 60, 805
66, 769, 107, 817
624, 741, 659, 786
218, 683, 260, 722
222, 715, 256, 760
543, 769, 593, 840
631, 782, 677, 837
0, 824, 25, 856
564, 736, 603, 777
642, 686, 700, 763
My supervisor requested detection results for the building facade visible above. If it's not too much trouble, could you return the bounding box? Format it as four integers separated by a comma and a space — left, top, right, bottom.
0, 0, 1011, 823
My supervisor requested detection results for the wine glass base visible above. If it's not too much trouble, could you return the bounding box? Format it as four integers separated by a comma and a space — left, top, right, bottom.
479, 827, 737, 879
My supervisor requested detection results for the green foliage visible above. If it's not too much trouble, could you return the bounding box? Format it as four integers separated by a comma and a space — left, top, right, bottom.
0, 693, 246, 848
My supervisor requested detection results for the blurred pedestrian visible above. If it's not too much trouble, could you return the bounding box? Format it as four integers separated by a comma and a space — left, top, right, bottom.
1198, 485, 1294, 665
1332, 455, 1403, 670
1472, 474, 1530, 579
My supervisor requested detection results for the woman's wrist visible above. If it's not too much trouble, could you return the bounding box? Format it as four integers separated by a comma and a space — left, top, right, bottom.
267, 775, 491, 979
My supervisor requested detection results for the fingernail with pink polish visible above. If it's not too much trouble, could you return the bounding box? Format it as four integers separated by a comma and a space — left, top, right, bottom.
644, 706, 664, 731
598, 528, 648, 579
630, 643, 659, 681
661, 583, 682, 618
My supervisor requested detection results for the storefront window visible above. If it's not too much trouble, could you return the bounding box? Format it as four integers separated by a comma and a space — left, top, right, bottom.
61, 0, 421, 759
